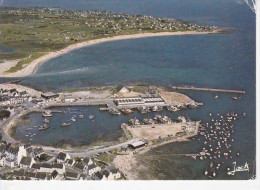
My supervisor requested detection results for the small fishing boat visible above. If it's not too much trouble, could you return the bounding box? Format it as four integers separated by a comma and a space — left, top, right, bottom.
42, 111, 53, 117
121, 108, 134, 114
89, 114, 94, 119
232, 96, 238, 100
39, 124, 50, 131
79, 114, 84, 118
61, 122, 71, 127
214, 95, 219, 99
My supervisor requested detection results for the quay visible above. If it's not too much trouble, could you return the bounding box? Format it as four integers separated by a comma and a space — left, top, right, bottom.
172, 86, 245, 94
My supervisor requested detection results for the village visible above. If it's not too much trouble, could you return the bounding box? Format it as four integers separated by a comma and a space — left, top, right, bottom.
0, 82, 204, 180
0, 142, 121, 180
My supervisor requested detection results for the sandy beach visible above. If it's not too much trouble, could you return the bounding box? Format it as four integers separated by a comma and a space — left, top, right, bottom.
0, 59, 20, 77
0, 31, 218, 78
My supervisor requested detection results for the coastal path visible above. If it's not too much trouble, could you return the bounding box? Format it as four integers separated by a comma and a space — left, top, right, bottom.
45, 139, 137, 158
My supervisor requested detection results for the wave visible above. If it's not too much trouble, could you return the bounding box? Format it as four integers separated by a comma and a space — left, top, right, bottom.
36, 67, 89, 76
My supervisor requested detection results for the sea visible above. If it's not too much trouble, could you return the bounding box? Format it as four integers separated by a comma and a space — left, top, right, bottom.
0, 0, 256, 180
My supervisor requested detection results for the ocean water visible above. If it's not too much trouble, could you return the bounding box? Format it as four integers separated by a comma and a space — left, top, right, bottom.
0, 0, 256, 180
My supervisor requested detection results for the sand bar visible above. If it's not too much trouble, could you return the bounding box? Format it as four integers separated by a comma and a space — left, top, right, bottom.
1, 30, 219, 78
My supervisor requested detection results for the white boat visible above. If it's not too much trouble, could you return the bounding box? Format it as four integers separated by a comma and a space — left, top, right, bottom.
42, 111, 53, 117
61, 122, 71, 127
89, 114, 94, 119
214, 95, 218, 99
71, 117, 76, 122
79, 114, 84, 118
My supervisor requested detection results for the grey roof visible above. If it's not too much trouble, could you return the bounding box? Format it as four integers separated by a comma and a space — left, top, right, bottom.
102, 169, 110, 178
82, 157, 91, 164
0, 144, 6, 152
26, 147, 33, 154
51, 170, 58, 178
52, 163, 63, 169
33, 147, 44, 155
94, 171, 103, 180
20, 91, 28, 95
20, 156, 32, 166
74, 163, 85, 171
66, 171, 79, 179
57, 152, 67, 160
25, 171, 36, 178
13, 170, 25, 177
24, 144, 31, 149
41, 163, 52, 168
31, 163, 41, 169
6, 144, 19, 154
35, 172, 47, 180
88, 164, 97, 170
66, 159, 74, 165
107, 165, 119, 174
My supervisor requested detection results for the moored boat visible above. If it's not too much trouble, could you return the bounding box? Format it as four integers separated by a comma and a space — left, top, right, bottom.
61, 122, 71, 127
39, 124, 50, 131
42, 111, 53, 117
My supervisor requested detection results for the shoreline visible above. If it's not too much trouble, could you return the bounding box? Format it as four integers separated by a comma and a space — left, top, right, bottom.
1, 30, 220, 78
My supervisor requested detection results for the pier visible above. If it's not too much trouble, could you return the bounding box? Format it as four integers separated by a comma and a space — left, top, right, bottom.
172, 86, 245, 94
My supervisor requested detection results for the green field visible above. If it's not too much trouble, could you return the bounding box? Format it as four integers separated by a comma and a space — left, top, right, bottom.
0, 7, 215, 73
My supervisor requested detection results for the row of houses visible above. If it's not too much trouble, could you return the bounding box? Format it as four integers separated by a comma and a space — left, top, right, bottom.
1, 148, 122, 180
56, 152, 121, 180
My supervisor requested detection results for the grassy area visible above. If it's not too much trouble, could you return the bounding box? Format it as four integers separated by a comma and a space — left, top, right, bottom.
95, 153, 114, 163
0, 7, 215, 73
4, 52, 45, 73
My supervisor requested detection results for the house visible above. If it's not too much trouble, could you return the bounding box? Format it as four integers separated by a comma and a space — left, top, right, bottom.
39, 163, 52, 173
41, 92, 58, 99
5, 143, 19, 161
38, 163, 65, 174
119, 87, 129, 93
57, 152, 70, 163
51, 170, 59, 180
24, 171, 36, 180
65, 159, 75, 167
82, 157, 93, 166
101, 169, 113, 180
4, 157, 16, 168
65, 171, 80, 180
31, 147, 44, 158
31, 163, 41, 172
93, 171, 107, 180
74, 163, 88, 174
128, 140, 146, 149
20, 91, 28, 97
52, 163, 65, 174
17, 145, 28, 164
0, 144, 6, 155
19, 156, 36, 169
35, 172, 48, 180
0, 155, 5, 166
88, 164, 101, 176
12, 170, 25, 179
107, 165, 121, 179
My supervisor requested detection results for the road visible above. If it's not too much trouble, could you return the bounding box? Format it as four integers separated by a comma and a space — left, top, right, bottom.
45, 139, 136, 158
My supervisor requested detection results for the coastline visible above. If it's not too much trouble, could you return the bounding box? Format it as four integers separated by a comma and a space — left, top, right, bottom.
1, 30, 220, 78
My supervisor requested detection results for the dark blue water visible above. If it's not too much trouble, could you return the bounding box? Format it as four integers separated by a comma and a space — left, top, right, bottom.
0, 0, 255, 180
